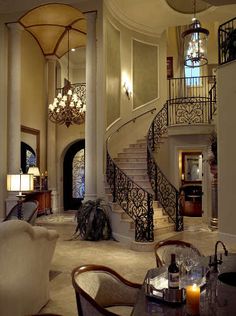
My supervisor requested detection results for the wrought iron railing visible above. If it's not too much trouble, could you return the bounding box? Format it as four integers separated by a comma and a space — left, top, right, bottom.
218, 17, 236, 65
168, 76, 216, 100
106, 108, 156, 242
147, 75, 217, 231
147, 104, 183, 231
167, 76, 216, 126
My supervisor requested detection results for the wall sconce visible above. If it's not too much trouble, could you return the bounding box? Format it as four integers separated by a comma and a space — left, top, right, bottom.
123, 81, 132, 100
7, 171, 34, 219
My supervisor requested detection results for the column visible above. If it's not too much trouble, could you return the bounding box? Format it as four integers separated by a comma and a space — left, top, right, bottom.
210, 166, 218, 230
5, 23, 24, 214
0, 24, 8, 218
84, 12, 97, 201
7, 23, 24, 174
46, 57, 58, 213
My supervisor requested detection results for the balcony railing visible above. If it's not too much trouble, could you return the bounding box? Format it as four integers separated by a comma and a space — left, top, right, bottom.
167, 76, 216, 126
218, 17, 236, 65
168, 76, 216, 100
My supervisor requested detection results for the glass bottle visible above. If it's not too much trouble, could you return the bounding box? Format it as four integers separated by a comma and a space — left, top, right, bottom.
168, 253, 180, 289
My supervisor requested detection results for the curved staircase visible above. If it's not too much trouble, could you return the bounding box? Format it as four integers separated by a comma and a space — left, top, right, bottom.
106, 75, 217, 247
106, 137, 175, 244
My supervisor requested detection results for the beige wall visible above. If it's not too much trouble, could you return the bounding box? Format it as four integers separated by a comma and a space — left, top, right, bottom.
218, 61, 236, 238
104, 5, 167, 157
21, 31, 47, 172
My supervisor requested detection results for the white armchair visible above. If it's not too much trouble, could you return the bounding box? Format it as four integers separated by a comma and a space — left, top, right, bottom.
0, 220, 59, 316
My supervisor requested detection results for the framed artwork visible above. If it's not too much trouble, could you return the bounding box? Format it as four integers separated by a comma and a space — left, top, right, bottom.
167, 56, 173, 79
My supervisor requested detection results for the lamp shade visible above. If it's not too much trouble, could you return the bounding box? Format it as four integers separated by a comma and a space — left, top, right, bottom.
7, 174, 34, 192
28, 166, 40, 177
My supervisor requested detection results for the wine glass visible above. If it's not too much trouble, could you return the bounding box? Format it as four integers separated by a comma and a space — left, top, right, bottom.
182, 248, 199, 276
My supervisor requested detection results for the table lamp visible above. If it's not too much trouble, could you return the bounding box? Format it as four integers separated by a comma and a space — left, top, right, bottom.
28, 166, 40, 190
7, 171, 34, 219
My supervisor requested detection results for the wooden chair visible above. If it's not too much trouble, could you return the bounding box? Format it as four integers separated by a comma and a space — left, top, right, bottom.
154, 240, 201, 267
4, 200, 39, 224
72, 264, 142, 316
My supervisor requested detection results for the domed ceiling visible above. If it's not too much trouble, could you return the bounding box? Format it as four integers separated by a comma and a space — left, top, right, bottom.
19, 3, 86, 58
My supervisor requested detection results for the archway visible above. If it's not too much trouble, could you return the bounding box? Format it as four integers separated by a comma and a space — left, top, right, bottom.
63, 140, 85, 211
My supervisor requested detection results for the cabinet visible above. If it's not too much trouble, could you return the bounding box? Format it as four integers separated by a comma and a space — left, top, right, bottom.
25, 190, 52, 216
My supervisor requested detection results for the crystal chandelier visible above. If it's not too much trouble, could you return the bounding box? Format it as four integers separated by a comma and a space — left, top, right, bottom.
48, 26, 86, 127
182, 0, 209, 68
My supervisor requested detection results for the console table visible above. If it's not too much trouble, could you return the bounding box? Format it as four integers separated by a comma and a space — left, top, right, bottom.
24, 190, 52, 216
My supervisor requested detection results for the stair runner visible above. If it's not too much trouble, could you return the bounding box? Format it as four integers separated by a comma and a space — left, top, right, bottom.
107, 138, 175, 241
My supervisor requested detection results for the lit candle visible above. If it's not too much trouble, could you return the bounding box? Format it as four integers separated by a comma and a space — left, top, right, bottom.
186, 284, 200, 315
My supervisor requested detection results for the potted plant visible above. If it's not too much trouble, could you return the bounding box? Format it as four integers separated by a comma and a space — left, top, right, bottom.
74, 198, 113, 241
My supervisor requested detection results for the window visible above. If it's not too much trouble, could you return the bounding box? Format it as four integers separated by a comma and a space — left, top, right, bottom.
185, 65, 200, 86
72, 149, 85, 199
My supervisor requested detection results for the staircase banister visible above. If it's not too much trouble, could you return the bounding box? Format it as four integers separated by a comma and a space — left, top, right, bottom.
106, 107, 157, 242
106, 106, 156, 146
146, 102, 183, 231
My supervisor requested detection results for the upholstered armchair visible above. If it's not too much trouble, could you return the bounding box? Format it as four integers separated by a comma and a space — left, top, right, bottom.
0, 220, 59, 316
4, 200, 39, 224
72, 264, 142, 316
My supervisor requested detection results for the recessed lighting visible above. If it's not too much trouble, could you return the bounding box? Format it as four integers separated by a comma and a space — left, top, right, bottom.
71, 48, 75, 52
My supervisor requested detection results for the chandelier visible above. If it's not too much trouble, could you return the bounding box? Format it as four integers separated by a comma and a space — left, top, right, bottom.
48, 26, 86, 127
182, 0, 209, 68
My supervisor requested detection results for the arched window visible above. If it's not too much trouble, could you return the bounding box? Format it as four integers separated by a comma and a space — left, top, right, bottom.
21, 142, 36, 173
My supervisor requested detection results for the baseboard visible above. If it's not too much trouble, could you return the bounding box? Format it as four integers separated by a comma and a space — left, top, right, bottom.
218, 231, 236, 244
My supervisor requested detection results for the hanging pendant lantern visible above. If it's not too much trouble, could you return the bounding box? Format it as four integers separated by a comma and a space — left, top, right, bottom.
182, 0, 209, 68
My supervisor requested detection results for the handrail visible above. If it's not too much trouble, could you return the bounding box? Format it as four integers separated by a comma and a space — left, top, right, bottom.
147, 104, 183, 231
218, 17, 236, 65
106, 108, 156, 242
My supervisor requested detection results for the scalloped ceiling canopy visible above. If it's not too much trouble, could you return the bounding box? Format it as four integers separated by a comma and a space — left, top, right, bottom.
19, 3, 87, 58
166, 0, 212, 14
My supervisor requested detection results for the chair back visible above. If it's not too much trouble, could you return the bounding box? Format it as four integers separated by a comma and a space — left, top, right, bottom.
4, 200, 39, 224
154, 240, 201, 267
72, 264, 141, 316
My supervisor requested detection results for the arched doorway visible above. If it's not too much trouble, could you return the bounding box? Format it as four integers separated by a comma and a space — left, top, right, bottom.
63, 140, 85, 211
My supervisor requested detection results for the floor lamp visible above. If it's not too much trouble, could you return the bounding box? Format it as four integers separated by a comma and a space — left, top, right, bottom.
7, 172, 34, 219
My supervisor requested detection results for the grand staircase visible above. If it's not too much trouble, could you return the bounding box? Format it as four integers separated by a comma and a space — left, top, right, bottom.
106, 75, 217, 246
107, 137, 175, 244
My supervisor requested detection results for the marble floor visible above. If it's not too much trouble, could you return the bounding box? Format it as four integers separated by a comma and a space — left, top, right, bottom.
36, 214, 236, 316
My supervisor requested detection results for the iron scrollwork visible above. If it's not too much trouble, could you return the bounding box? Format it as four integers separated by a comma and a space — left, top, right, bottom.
106, 150, 154, 242
147, 104, 183, 232
168, 97, 211, 125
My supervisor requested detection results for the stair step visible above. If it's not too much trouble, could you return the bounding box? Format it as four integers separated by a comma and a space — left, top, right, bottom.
128, 174, 149, 181
122, 168, 147, 175
129, 143, 146, 149
123, 147, 146, 154
114, 157, 146, 163
153, 216, 169, 225
116, 162, 147, 169
118, 152, 146, 158
137, 138, 146, 144
154, 222, 175, 235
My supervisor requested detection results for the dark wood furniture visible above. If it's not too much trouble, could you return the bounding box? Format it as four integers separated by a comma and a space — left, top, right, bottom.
25, 190, 52, 216
72, 264, 141, 316
179, 184, 202, 217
